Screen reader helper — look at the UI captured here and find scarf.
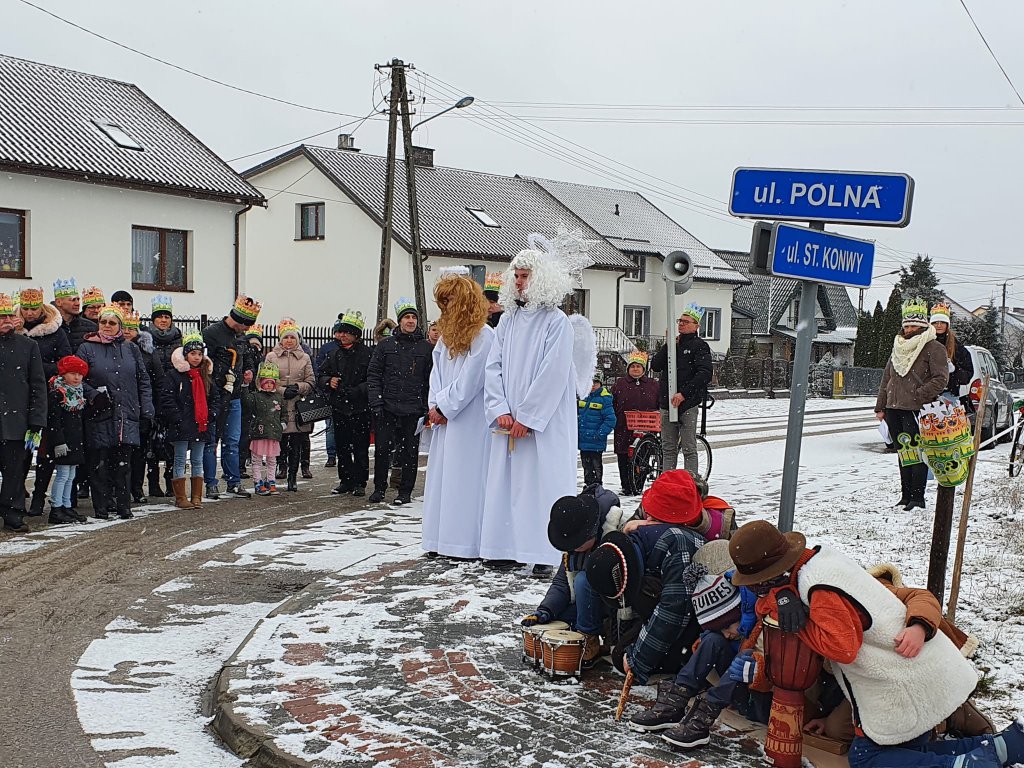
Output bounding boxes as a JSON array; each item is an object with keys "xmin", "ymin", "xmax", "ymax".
[
  {"xmin": 97, "ymin": 330, "xmax": 123, "ymax": 343},
  {"xmin": 890, "ymin": 325, "xmax": 937, "ymax": 377},
  {"xmin": 188, "ymin": 366, "xmax": 209, "ymax": 432},
  {"xmin": 49, "ymin": 375, "xmax": 85, "ymax": 411}
]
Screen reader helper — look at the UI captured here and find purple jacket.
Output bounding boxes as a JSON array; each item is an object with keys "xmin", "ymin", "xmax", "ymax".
[{"xmin": 610, "ymin": 375, "xmax": 660, "ymax": 454}]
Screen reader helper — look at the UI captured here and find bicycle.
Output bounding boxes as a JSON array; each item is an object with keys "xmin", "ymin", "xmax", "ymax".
[
  {"xmin": 626, "ymin": 394, "xmax": 715, "ymax": 493},
  {"xmin": 1010, "ymin": 398, "xmax": 1024, "ymax": 478}
]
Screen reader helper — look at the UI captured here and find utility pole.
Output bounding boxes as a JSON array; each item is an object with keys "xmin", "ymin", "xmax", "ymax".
[
  {"xmin": 397, "ymin": 66, "xmax": 428, "ymax": 326},
  {"xmin": 1002, "ymin": 281, "xmax": 1009, "ymax": 337},
  {"xmin": 375, "ymin": 59, "xmax": 402, "ymax": 324}
]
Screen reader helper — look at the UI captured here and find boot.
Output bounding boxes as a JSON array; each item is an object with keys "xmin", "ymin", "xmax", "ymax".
[
  {"xmin": 662, "ymin": 696, "xmax": 725, "ymax": 749},
  {"xmin": 2, "ymin": 513, "xmax": 29, "ymax": 532},
  {"xmin": 148, "ymin": 467, "xmax": 165, "ymax": 498},
  {"xmin": 190, "ymin": 477, "xmax": 204, "ymax": 509},
  {"xmin": 28, "ymin": 492, "xmax": 46, "ymax": 517},
  {"xmin": 580, "ymin": 632, "xmax": 603, "ymax": 669},
  {"xmin": 48, "ymin": 505, "xmax": 73, "ymax": 525},
  {"xmin": 275, "ymin": 465, "xmax": 287, "ymax": 480},
  {"xmin": 287, "ymin": 472, "xmax": 298, "ymax": 492},
  {"xmin": 172, "ymin": 478, "xmax": 192, "ymax": 509},
  {"xmin": 629, "ymin": 681, "xmax": 696, "ymax": 732}
]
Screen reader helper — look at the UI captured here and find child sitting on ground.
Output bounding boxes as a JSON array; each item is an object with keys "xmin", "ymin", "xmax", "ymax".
[
  {"xmin": 624, "ymin": 470, "xmax": 734, "ymax": 541},
  {"xmin": 241, "ymin": 361, "xmax": 285, "ymax": 496}
]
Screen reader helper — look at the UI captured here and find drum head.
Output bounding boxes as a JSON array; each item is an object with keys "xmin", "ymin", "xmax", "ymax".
[
  {"xmin": 543, "ymin": 630, "xmax": 584, "ymax": 643},
  {"xmin": 532, "ymin": 620, "xmax": 569, "ymax": 634}
]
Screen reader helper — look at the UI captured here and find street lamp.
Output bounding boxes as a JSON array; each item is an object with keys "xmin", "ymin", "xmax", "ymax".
[
  {"xmin": 411, "ymin": 96, "xmax": 474, "ymax": 132},
  {"xmin": 859, "ymin": 268, "xmax": 901, "ymax": 312}
]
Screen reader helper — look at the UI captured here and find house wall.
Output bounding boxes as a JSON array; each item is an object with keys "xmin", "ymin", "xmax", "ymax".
[{"xmin": 0, "ymin": 171, "xmax": 242, "ymax": 317}]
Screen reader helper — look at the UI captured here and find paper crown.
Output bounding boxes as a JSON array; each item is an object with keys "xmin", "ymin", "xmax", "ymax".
[
  {"xmin": 627, "ymin": 350, "xmax": 649, "ymax": 369},
  {"xmin": 0, "ymin": 292, "xmax": 14, "ymax": 315},
  {"xmin": 438, "ymin": 265, "xmax": 470, "ymax": 278},
  {"xmin": 53, "ymin": 277, "xmax": 79, "ymax": 299},
  {"xmin": 17, "ymin": 287, "xmax": 43, "ymax": 309},
  {"xmin": 82, "ymin": 286, "xmax": 105, "ymax": 307},
  {"xmin": 257, "ymin": 360, "xmax": 280, "ymax": 380},
  {"xmin": 339, "ymin": 309, "xmax": 365, "ymax": 332},
  {"xmin": 278, "ymin": 319, "xmax": 300, "ymax": 338},
  {"xmin": 901, "ymin": 296, "xmax": 929, "ymax": 324},
  {"xmin": 394, "ymin": 297, "xmax": 417, "ymax": 319},
  {"xmin": 182, "ymin": 331, "xmax": 204, "ymax": 353},
  {"xmin": 230, "ymin": 295, "xmax": 262, "ymax": 324},
  {"xmin": 929, "ymin": 301, "xmax": 951, "ymax": 325},
  {"xmin": 98, "ymin": 304, "xmax": 125, "ymax": 324},
  {"xmin": 245, "ymin": 324, "xmax": 263, "ymax": 338},
  {"xmin": 151, "ymin": 294, "xmax": 174, "ymax": 316},
  {"xmin": 682, "ymin": 303, "xmax": 705, "ymax": 323},
  {"xmin": 123, "ymin": 311, "xmax": 141, "ymax": 330},
  {"xmin": 484, "ymin": 272, "xmax": 503, "ymax": 293}
]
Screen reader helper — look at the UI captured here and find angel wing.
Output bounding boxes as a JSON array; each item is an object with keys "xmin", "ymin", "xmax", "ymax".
[{"xmin": 568, "ymin": 313, "xmax": 598, "ymax": 399}]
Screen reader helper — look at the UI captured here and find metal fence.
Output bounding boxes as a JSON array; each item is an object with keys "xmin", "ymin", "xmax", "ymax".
[
  {"xmin": 835, "ymin": 366, "xmax": 885, "ymax": 398},
  {"xmin": 714, "ymin": 356, "xmax": 794, "ymax": 394}
]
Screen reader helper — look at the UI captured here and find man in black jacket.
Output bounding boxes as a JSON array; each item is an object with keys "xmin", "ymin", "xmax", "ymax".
[
  {"xmin": 0, "ymin": 293, "xmax": 47, "ymax": 532},
  {"xmin": 650, "ymin": 304, "xmax": 713, "ymax": 474},
  {"xmin": 201, "ymin": 296, "xmax": 260, "ymax": 499},
  {"xmin": 318, "ymin": 311, "xmax": 372, "ymax": 497},
  {"xmin": 366, "ymin": 299, "xmax": 433, "ymax": 505}
]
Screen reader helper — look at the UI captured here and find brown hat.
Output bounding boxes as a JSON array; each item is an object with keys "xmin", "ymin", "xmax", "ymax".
[{"xmin": 728, "ymin": 520, "xmax": 806, "ymax": 587}]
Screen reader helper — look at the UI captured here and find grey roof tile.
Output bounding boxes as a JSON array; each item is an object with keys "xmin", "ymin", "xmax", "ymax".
[{"xmin": 0, "ymin": 55, "xmax": 263, "ymax": 204}]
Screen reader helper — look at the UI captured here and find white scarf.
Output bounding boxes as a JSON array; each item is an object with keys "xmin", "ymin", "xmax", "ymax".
[{"xmin": 890, "ymin": 325, "xmax": 936, "ymax": 377}]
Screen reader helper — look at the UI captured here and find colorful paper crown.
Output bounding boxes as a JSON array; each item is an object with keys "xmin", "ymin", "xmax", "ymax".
[
  {"xmin": 230, "ymin": 295, "xmax": 262, "ymax": 325},
  {"xmin": 278, "ymin": 319, "xmax": 300, "ymax": 338},
  {"xmin": 0, "ymin": 293, "xmax": 14, "ymax": 315},
  {"xmin": 257, "ymin": 360, "xmax": 280, "ymax": 380},
  {"xmin": 901, "ymin": 296, "xmax": 929, "ymax": 325},
  {"xmin": 123, "ymin": 311, "xmax": 141, "ymax": 330},
  {"xmin": 98, "ymin": 305, "xmax": 126, "ymax": 324},
  {"xmin": 394, "ymin": 297, "xmax": 417, "ymax": 320},
  {"xmin": 627, "ymin": 350, "xmax": 649, "ymax": 369},
  {"xmin": 53, "ymin": 277, "xmax": 79, "ymax": 299},
  {"xmin": 245, "ymin": 324, "xmax": 263, "ymax": 338},
  {"xmin": 929, "ymin": 301, "xmax": 951, "ymax": 325},
  {"xmin": 339, "ymin": 309, "xmax": 365, "ymax": 332},
  {"xmin": 17, "ymin": 287, "xmax": 43, "ymax": 309},
  {"xmin": 484, "ymin": 272, "xmax": 503, "ymax": 293},
  {"xmin": 82, "ymin": 286, "xmax": 105, "ymax": 307},
  {"xmin": 151, "ymin": 294, "xmax": 174, "ymax": 316},
  {"xmin": 682, "ymin": 303, "xmax": 705, "ymax": 323},
  {"xmin": 182, "ymin": 331, "xmax": 204, "ymax": 353}
]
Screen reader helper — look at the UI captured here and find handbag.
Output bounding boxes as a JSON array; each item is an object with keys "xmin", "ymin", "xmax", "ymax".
[{"xmin": 295, "ymin": 387, "xmax": 332, "ymax": 425}]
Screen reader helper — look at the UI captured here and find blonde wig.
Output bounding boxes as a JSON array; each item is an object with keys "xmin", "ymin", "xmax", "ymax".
[{"xmin": 434, "ymin": 275, "xmax": 488, "ymax": 358}]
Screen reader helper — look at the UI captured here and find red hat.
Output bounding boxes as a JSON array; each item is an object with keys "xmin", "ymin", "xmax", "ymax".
[
  {"xmin": 641, "ymin": 470, "xmax": 702, "ymax": 526},
  {"xmin": 57, "ymin": 355, "xmax": 89, "ymax": 377}
]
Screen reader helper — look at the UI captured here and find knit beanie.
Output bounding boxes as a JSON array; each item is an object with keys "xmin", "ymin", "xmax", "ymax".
[
  {"xmin": 641, "ymin": 470, "xmax": 703, "ymax": 526},
  {"xmin": 182, "ymin": 331, "xmax": 204, "ymax": 355},
  {"xmin": 111, "ymin": 290, "xmax": 134, "ymax": 305},
  {"xmin": 57, "ymin": 355, "xmax": 89, "ymax": 377},
  {"xmin": 230, "ymin": 295, "xmax": 262, "ymax": 326},
  {"xmin": 684, "ymin": 563, "xmax": 742, "ymax": 632}
]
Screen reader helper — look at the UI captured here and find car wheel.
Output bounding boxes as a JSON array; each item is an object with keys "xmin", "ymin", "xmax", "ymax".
[
  {"xmin": 980, "ymin": 408, "xmax": 995, "ymax": 451},
  {"xmin": 997, "ymin": 404, "xmax": 1014, "ymax": 444}
]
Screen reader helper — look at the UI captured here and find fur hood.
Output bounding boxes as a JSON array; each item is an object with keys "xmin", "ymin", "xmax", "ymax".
[
  {"xmin": 170, "ymin": 345, "xmax": 213, "ymax": 374},
  {"xmin": 134, "ymin": 330, "xmax": 155, "ymax": 354},
  {"xmin": 18, "ymin": 302, "xmax": 62, "ymax": 338}
]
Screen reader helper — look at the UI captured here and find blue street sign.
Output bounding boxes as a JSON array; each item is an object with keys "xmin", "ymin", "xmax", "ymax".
[
  {"xmin": 730, "ymin": 168, "xmax": 914, "ymax": 227},
  {"xmin": 769, "ymin": 223, "xmax": 875, "ymax": 288}
]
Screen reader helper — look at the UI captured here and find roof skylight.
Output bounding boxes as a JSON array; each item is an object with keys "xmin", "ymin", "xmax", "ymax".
[{"xmin": 93, "ymin": 120, "xmax": 143, "ymax": 151}]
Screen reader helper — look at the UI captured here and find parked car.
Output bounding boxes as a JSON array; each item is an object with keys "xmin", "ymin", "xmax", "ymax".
[{"xmin": 962, "ymin": 346, "xmax": 1015, "ymax": 448}]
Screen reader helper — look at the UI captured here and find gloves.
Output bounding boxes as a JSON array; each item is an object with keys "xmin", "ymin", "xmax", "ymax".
[
  {"xmin": 54, "ymin": 443, "xmax": 69, "ymax": 458},
  {"xmin": 283, "ymin": 384, "xmax": 300, "ymax": 400},
  {"xmin": 521, "ymin": 608, "xmax": 554, "ymax": 627},
  {"xmin": 24, "ymin": 430, "xmax": 41, "ymax": 451},
  {"xmin": 775, "ymin": 587, "xmax": 809, "ymax": 633},
  {"xmin": 728, "ymin": 650, "xmax": 757, "ymax": 684},
  {"xmin": 90, "ymin": 391, "xmax": 111, "ymax": 411}
]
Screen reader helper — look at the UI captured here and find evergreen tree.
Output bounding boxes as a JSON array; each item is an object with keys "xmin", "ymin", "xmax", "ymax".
[
  {"xmin": 853, "ymin": 310, "xmax": 874, "ymax": 367},
  {"xmin": 896, "ymin": 255, "xmax": 944, "ymax": 306},
  {"xmin": 868, "ymin": 300, "xmax": 885, "ymax": 367},
  {"xmin": 980, "ymin": 307, "xmax": 1008, "ymax": 368},
  {"xmin": 876, "ymin": 287, "xmax": 903, "ymax": 367}
]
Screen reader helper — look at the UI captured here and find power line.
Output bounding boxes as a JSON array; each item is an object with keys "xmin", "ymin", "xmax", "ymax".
[
  {"xmin": 487, "ymin": 101, "xmax": 1024, "ymax": 112},
  {"xmin": 16, "ymin": 0, "xmax": 365, "ymax": 118},
  {"xmin": 228, "ymin": 112, "xmax": 376, "ymax": 164},
  {"xmin": 958, "ymin": 0, "xmax": 1024, "ymax": 108},
  {"xmin": 441, "ymin": 114, "xmax": 1024, "ymax": 127}
]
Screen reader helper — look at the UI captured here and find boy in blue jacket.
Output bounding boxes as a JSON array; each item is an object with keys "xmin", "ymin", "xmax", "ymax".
[{"xmin": 578, "ymin": 373, "xmax": 616, "ymax": 486}]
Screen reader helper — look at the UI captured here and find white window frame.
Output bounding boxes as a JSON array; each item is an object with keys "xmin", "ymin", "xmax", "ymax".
[
  {"xmin": 699, "ymin": 308, "xmax": 721, "ymax": 341},
  {"xmin": 92, "ymin": 120, "xmax": 144, "ymax": 151},
  {"xmin": 623, "ymin": 305, "xmax": 650, "ymax": 337},
  {"xmin": 465, "ymin": 208, "xmax": 501, "ymax": 228},
  {"xmin": 624, "ymin": 254, "xmax": 647, "ymax": 282}
]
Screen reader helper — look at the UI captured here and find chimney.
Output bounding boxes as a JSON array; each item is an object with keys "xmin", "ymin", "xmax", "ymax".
[
  {"xmin": 337, "ymin": 133, "xmax": 359, "ymax": 152},
  {"xmin": 410, "ymin": 145, "xmax": 434, "ymax": 168}
]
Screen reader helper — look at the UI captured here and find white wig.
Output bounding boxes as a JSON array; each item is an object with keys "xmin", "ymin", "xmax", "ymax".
[{"xmin": 498, "ymin": 228, "xmax": 594, "ymax": 311}]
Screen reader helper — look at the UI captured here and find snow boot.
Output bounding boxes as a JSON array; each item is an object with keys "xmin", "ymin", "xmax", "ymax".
[
  {"xmin": 995, "ymin": 719, "xmax": 1024, "ymax": 766},
  {"xmin": 28, "ymin": 492, "xmax": 46, "ymax": 517},
  {"xmin": 629, "ymin": 681, "xmax": 696, "ymax": 732},
  {"xmin": 531, "ymin": 564, "xmax": 553, "ymax": 578},
  {"xmin": 172, "ymin": 478, "xmax": 192, "ymax": 509},
  {"xmin": 148, "ymin": 467, "xmax": 165, "ymax": 498},
  {"xmin": 190, "ymin": 478, "xmax": 204, "ymax": 510},
  {"xmin": 580, "ymin": 632, "xmax": 603, "ymax": 669},
  {"xmin": 368, "ymin": 489, "xmax": 386, "ymax": 503},
  {"xmin": 3, "ymin": 513, "xmax": 29, "ymax": 532},
  {"xmin": 662, "ymin": 697, "xmax": 725, "ymax": 749},
  {"xmin": 47, "ymin": 506, "xmax": 73, "ymax": 525},
  {"xmin": 286, "ymin": 471, "xmax": 298, "ymax": 492}
]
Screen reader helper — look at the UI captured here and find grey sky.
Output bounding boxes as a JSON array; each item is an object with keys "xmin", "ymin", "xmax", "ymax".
[{"xmin": 5, "ymin": 0, "xmax": 1024, "ymax": 312}]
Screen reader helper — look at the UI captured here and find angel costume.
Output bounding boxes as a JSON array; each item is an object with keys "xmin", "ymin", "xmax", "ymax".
[{"xmin": 479, "ymin": 230, "xmax": 597, "ymax": 566}]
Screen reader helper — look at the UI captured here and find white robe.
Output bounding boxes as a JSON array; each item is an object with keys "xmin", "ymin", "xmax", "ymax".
[
  {"xmin": 421, "ymin": 326, "xmax": 495, "ymax": 557},
  {"xmin": 479, "ymin": 306, "xmax": 578, "ymax": 566}
]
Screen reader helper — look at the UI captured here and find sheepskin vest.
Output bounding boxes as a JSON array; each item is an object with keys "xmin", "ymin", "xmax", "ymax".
[{"xmin": 797, "ymin": 547, "xmax": 977, "ymax": 745}]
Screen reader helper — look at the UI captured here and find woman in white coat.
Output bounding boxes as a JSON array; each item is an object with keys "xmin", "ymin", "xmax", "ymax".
[{"xmin": 421, "ymin": 271, "xmax": 495, "ymax": 558}]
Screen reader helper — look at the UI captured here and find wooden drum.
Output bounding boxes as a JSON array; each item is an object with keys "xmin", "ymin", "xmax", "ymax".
[
  {"xmin": 762, "ymin": 616, "xmax": 823, "ymax": 768},
  {"xmin": 539, "ymin": 630, "xmax": 586, "ymax": 678},
  {"xmin": 519, "ymin": 620, "xmax": 569, "ymax": 667}
]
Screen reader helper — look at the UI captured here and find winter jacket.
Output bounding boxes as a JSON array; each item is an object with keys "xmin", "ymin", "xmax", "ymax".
[
  {"xmin": 76, "ymin": 334, "xmax": 155, "ymax": 448},
  {"xmin": 367, "ymin": 329, "xmax": 433, "ymax": 417},
  {"xmin": 44, "ymin": 376, "xmax": 88, "ymax": 465},
  {"xmin": 133, "ymin": 332, "xmax": 165, "ymax": 411},
  {"xmin": 59, "ymin": 310, "xmax": 98, "ymax": 351},
  {"xmin": 202, "ymin": 318, "xmax": 253, "ymax": 399},
  {"xmin": 147, "ymin": 325, "xmax": 183, "ymax": 370},
  {"xmin": 314, "ymin": 339, "xmax": 340, "ymax": 377},
  {"xmin": 934, "ymin": 333, "xmax": 974, "ymax": 396},
  {"xmin": 265, "ymin": 343, "xmax": 315, "ymax": 434},
  {"xmin": 610, "ymin": 374, "xmax": 660, "ymax": 454},
  {"xmin": 650, "ymin": 334, "xmax": 713, "ymax": 415},
  {"xmin": 577, "ymin": 386, "xmax": 616, "ymax": 452},
  {"xmin": 18, "ymin": 303, "xmax": 71, "ymax": 379},
  {"xmin": 0, "ymin": 331, "xmax": 47, "ymax": 440},
  {"xmin": 160, "ymin": 347, "xmax": 219, "ymax": 444},
  {"xmin": 875, "ymin": 339, "xmax": 949, "ymax": 413},
  {"xmin": 317, "ymin": 341, "xmax": 372, "ymax": 417},
  {"xmin": 240, "ymin": 388, "xmax": 284, "ymax": 442}
]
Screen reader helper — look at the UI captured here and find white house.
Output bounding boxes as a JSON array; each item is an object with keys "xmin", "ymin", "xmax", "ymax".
[
  {"xmin": 243, "ymin": 138, "xmax": 747, "ymax": 355},
  {"xmin": 0, "ymin": 55, "xmax": 264, "ymax": 317}
]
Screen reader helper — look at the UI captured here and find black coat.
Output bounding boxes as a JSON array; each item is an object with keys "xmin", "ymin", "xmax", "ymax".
[
  {"xmin": 202, "ymin": 319, "xmax": 254, "ymax": 399},
  {"xmin": 650, "ymin": 334, "xmax": 713, "ymax": 415},
  {"xmin": 366, "ymin": 330, "xmax": 433, "ymax": 416},
  {"xmin": 935, "ymin": 333, "xmax": 975, "ymax": 396},
  {"xmin": 147, "ymin": 325, "xmax": 183, "ymax": 370},
  {"xmin": 44, "ymin": 382, "xmax": 88, "ymax": 465},
  {"xmin": 159, "ymin": 348, "xmax": 219, "ymax": 444},
  {"xmin": 21, "ymin": 305, "xmax": 72, "ymax": 380},
  {"xmin": 0, "ymin": 331, "xmax": 47, "ymax": 440},
  {"xmin": 134, "ymin": 332, "xmax": 166, "ymax": 400},
  {"xmin": 60, "ymin": 311, "xmax": 98, "ymax": 351},
  {"xmin": 76, "ymin": 335, "xmax": 155, "ymax": 448},
  {"xmin": 317, "ymin": 341, "xmax": 372, "ymax": 416}
]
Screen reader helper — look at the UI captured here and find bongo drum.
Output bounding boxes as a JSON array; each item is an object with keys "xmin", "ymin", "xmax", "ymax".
[
  {"xmin": 761, "ymin": 616, "xmax": 823, "ymax": 768},
  {"xmin": 518, "ymin": 620, "xmax": 569, "ymax": 667},
  {"xmin": 539, "ymin": 629, "xmax": 586, "ymax": 678}
]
